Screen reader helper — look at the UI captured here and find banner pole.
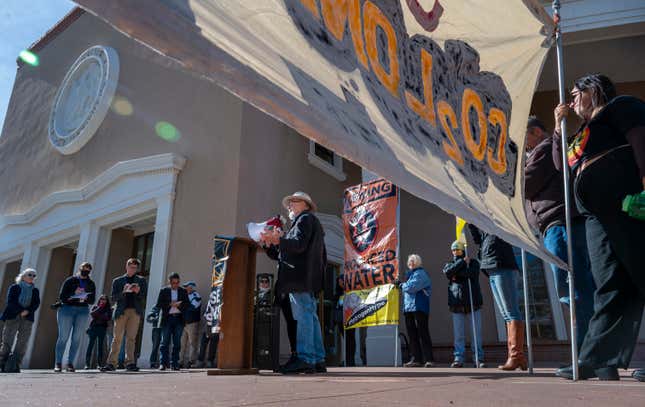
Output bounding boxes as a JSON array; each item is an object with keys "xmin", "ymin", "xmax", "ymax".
[
  {"xmin": 552, "ymin": 0, "xmax": 578, "ymax": 381},
  {"xmin": 467, "ymin": 279, "xmax": 480, "ymax": 367},
  {"xmin": 395, "ymin": 185, "xmax": 401, "ymax": 368},
  {"xmin": 521, "ymin": 249, "xmax": 534, "ymax": 375},
  {"xmin": 463, "ymin": 240, "xmax": 480, "ymax": 368}
]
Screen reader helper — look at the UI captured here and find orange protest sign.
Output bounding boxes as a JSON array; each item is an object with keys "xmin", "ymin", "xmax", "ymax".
[{"xmin": 343, "ymin": 178, "xmax": 398, "ymax": 292}]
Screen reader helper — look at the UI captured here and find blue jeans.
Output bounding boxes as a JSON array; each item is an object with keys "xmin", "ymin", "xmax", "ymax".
[
  {"xmin": 452, "ymin": 311, "xmax": 484, "ymax": 362},
  {"xmin": 289, "ymin": 292, "xmax": 325, "ymax": 365},
  {"xmin": 55, "ymin": 305, "xmax": 89, "ymax": 365},
  {"xmin": 543, "ymin": 220, "xmax": 596, "ymax": 349},
  {"xmin": 160, "ymin": 316, "xmax": 184, "ymax": 367},
  {"xmin": 488, "ymin": 269, "xmax": 523, "ymax": 322}
]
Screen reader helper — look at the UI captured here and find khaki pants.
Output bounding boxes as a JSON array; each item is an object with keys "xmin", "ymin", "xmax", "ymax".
[
  {"xmin": 180, "ymin": 321, "xmax": 199, "ymax": 366},
  {"xmin": 107, "ymin": 309, "xmax": 140, "ymax": 366}
]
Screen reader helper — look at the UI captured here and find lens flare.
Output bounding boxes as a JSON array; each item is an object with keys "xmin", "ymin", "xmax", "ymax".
[
  {"xmin": 19, "ymin": 50, "xmax": 39, "ymax": 66},
  {"xmin": 111, "ymin": 96, "xmax": 134, "ymax": 116},
  {"xmin": 155, "ymin": 121, "xmax": 181, "ymax": 142}
]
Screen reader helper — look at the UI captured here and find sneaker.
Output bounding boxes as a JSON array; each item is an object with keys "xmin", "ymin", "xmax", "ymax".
[
  {"xmin": 632, "ymin": 369, "xmax": 645, "ymax": 382},
  {"xmin": 84, "ymin": 365, "xmax": 91, "ymax": 370},
  {"xmin": 158, "ymin": 365, "xmax": 167, "ymax": 371},
  {"xmin": 65, "ymin": 364, "xmax": 75, "ymax": 372},
  {"xmin": 474, "ymin": 360, "xmax": 486, "ymax": 368},
  {"xmin": 404, "ymin": 360, "xmax": 422, "ymax": 368},
  {"xmin": 171, "ymin": 365, "xmax": 180, "ymax": 371},
  {"xmin": 424, "ymin": 361, "xmax": 435, "ymax": 368},
  {"xmin": 117, "ymin": 362, "xmax": 125, "ymax": 370},
  {"xmin": 99, "ymin": 364, "xmax": 115, "ymax": 372},
  {"xmin": 54, "ymin": 363, "xmax": 62, "ymax": 373},
  {"xmin": 125, "ymin": 364, "xmax": 140, "ymax": 372},
  {"xmin": 314, "ymin": 362, "xmax": 327, "ymax": 373},
  {"xmin": 451, "ymin": 360, "xmax": 463, "ymax": 368}
]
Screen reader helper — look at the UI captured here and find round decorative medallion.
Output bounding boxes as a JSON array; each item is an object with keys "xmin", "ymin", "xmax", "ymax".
[{"xmin": 48, "ymin": 46, "xmax": 119, "ymax": 154}]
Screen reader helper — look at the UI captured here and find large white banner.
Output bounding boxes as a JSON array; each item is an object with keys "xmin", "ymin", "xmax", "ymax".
[{"xmin": 75, "ymin": 0, "xmax": 560, "ymax": 264}]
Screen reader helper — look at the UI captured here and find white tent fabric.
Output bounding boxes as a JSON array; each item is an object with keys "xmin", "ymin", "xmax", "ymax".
[{"xmin": 74, "ymin": 0, "xmax": 560, "ymax": 265}]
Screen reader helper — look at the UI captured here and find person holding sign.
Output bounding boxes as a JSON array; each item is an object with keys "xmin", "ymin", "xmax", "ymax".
[
  {"xmin": 261, "ymin": 191, "xmax": 327, "ymax": 374},
  {"xmin": 443, "ymin": 241, "xmax": 484, "ymax": 368},
  {"xmin": 54, "ymin": 262, "xmax": 96, "ymax": 372},
  {"xmin": 552, "ymin": 74, "xmax": 645, "ymax": 381}
]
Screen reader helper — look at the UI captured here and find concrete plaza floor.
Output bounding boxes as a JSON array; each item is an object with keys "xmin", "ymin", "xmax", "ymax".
[{"xmin": 0, "ymin": 366, "xmax": 643, "ymax": 407}]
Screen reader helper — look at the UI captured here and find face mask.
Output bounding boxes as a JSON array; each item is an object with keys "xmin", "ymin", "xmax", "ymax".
[{"xmin": 80, "ymin": 269, "xmax": 91, "ymax": 277}]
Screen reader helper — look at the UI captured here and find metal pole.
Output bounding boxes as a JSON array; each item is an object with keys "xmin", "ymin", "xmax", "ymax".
[
  {"xmin": 521, "ymin": 249, "xmax": 534, "ymax": 375},
  {"xmin": 552, "ymin": 0, "xmax": 578, "ymax": 381},
  {"xmin": 394, "ymin": 323, "xmax": 399, "ymax": 367},
  {"xmin": 467, "ymin": 279, "xmax": 480, "ymax": 367}
]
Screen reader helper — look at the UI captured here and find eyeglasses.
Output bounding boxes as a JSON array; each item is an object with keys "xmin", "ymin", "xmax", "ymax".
[{"xmin": 24, "ymin": 273, "xmax": 36, "ymax": 278}]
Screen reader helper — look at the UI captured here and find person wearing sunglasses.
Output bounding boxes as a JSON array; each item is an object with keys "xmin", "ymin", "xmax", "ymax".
[
  {"xmin": 552, "ymin": 74, "xmax": 645, "ymax": 381},
  {"xmin": 0, "ymin": 268, "xmax": 41, "ymax": 372}
]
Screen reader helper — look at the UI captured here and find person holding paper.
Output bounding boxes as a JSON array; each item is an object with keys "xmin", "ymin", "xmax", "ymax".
[
  {"xmin": 156, "ymin": 273, "xmax": 189, "ymax": 370},
  {"xmin": 54, "ymin": 262, "xmax": 96, "ymax": 372},
  {"xmin": 102, "ymin": 258, "xmax": 147, "ymax": 372}
]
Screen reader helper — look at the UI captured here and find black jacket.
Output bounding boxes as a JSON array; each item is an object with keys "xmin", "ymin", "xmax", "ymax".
[
  {"xmin": 265, "ymin": 211, "xmax": 326, "ymax": 295},
  {"xmin": 467, "ymin": 224, "xmax": 518, "ymax": 271},
  {"xmin": 111, "ymin": 274, "xmax": 148, "ymax": 318},
  {"xmin": 443, "ymin": 257, "xmax": 483, "ymax": 313},
  {"xmin": 155, "ymin": 286, "xmax": 189, "ymax": 327},
  {"xmin": 89, "ymin": 303, "xmax": 112, "ymax": 328},
  {"xmin": 0, "ymin": 283, "xmax": 41, "ymax": 322},
  {"xmin": 59, "ymin": 276, "xmax": 96, "ymax": 307}
]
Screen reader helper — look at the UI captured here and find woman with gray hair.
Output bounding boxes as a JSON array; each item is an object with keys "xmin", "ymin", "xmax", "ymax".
[
  {"xmin": 0, "ymin": 268, "xmax": 41, "ymax": 372},
  {"xmin": 400, "ymin": 254, "xmax": 434, "ymax": 367}
]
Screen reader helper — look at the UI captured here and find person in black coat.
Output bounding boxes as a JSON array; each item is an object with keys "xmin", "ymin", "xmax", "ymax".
[
  {"xmin": 443, "ymin": 242, "xmax": 484, "ymax": 368},
  {"xmin": 0, "ymin": 268, "xmax": 40, "ymax": 372},
  {"xmin": 155, "ymin": 273, "xmax": 189, "ymax": 370},
  {"xmin": 261, "ymin": 191, "xmax": 327, "ymax": 374},
  {"xmin": 467, "ymin": 224, "xmax": 526, "ymax": 371}
]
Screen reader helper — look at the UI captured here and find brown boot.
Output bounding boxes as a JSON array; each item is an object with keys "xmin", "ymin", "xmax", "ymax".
[{"xmin": 498, "ymin": 320, "xmax": 527, "ymax": 371}]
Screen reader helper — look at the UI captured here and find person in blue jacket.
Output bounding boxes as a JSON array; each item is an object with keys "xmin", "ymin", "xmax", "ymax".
[{"xmin": 400, "ymin": 254, "xmax": 434, "ymax": 367}]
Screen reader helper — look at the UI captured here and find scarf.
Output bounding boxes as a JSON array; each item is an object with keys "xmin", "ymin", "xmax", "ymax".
[{"xmin": 18, "ymin": 281, "xmax": 34, "ymax": 308}]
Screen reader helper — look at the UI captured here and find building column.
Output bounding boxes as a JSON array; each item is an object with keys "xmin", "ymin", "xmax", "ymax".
[
  {"xmin": 20, "ymin": 242, "xmax": 52, "ymax": 368},
  {"xmin": 140, "ymin": 195, "xmax": 175, "ymax": 367}
]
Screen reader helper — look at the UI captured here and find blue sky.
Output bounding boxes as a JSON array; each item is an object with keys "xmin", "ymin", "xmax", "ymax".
[{"xmin": 0, "ymin": 0, "xmax": 75, "ymax": 131}]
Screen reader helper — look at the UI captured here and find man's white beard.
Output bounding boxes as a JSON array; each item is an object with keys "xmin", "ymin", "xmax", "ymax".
[{"xmin": 288, "ymin": 210, "xmax": 296, "ymax": 221}]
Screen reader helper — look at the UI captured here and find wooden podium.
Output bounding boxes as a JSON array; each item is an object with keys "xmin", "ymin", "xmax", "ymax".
[{"xmin": 207, "ymin": 237, "xmax": 259, "ymax": 375}]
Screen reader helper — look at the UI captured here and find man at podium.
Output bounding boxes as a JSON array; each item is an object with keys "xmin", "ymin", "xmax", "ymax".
[{"xmin": 261, "ymin": 191, "xmax": 327, "ymax": 374}]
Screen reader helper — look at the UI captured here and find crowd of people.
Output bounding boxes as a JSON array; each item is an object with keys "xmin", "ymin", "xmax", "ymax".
[{"xmin": 0, "ymin": 74, "xmax": 642, "ymax": 382}]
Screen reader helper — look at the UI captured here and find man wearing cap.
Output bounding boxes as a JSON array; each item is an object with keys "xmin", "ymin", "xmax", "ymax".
[
  {"xmin": 261, "ymin": 191, "xmax": 327, "ymax": 374},
  {"xmin": 180, "ymin": 281, "xmax": 201, "ymax": 368},
  {"xmin": 524, "ymin": 115, "xmax": 595, "ymax": 353}
]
